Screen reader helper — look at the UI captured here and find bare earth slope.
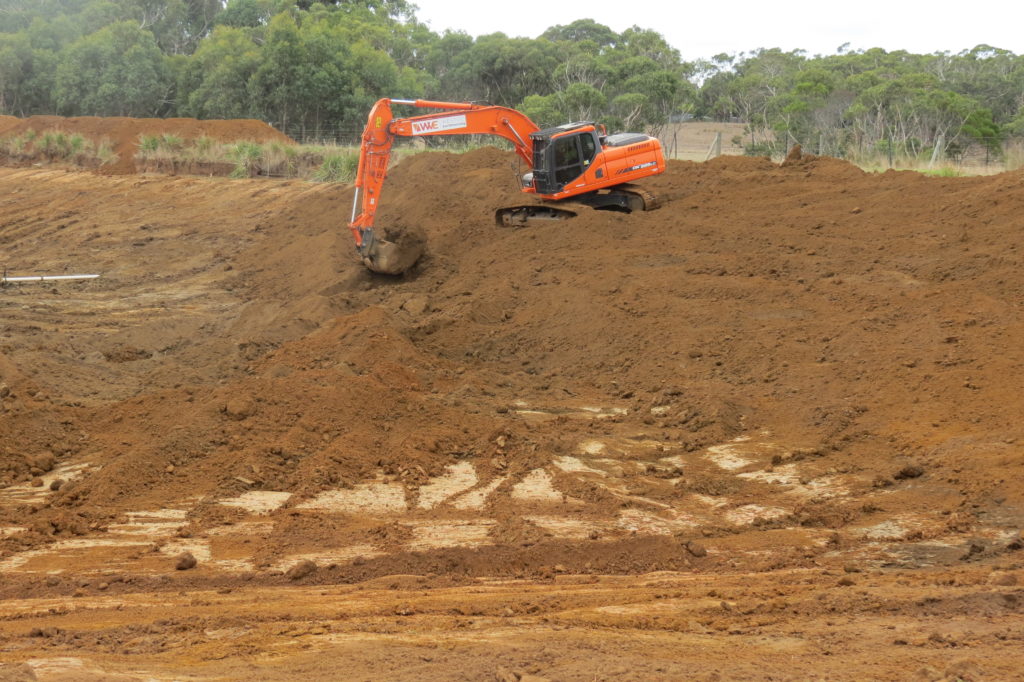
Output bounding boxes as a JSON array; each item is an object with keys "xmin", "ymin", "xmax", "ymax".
[{"xmin": 0, "ymin": 147, "xmax": 1022, "ymax": 680}]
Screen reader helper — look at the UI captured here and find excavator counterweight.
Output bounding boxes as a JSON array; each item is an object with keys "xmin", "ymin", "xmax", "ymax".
[{"xmin": 349, "ymin": 98, "xmax": 665, "ymax": 274}]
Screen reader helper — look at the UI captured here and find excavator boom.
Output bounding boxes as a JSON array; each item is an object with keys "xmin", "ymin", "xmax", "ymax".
[
  {"xmin": 350, "ymin": 98, "xmax": 540, "ymax": 274},
  {"xmin": 348, "ymin": 98, "xmax": 665, "ymax": 274}
]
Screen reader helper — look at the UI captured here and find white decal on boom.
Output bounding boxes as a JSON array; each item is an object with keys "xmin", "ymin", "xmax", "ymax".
[{"xmin": 411, "ymin": 114, "xmax": 468, "ymax": 135}]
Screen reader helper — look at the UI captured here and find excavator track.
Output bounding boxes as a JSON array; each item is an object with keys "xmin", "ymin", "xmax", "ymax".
[
  {"xmin": 614, "ymin": 183, "xmax": 661, "ymax": 211},
  {"xmin": 495, "ymin": 205, "xmax": 578, "ymax": 227},
  {"xmin": 495, "ymin": 183, "xmax": 661, "ymax": 227}
]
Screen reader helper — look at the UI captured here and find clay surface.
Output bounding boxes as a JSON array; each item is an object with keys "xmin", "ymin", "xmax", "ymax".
[{"xmin": 1, "ymin": 142, "xmax": 1022, "ymax": 680}]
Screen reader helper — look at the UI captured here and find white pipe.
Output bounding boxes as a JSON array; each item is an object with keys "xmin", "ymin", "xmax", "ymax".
[{"xmin": 2, "ymin": 274, "xmax": 100, "ymax": 283}]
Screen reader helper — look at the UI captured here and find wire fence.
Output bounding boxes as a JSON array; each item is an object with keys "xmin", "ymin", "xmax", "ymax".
[
  {"xmin": 277, "ymin": 124, "xmax": 363, "ymax": 146},
  {"xmin": 277, "ymin": 123, "xmax": 742, "ymax": 154},
  {"xmin": 273, "ymin": 120, "xmax": 1022, "ymax": 172},
  {"xmin": 275, "ymin": 123, "xmax": 524, "ymax": 157}
]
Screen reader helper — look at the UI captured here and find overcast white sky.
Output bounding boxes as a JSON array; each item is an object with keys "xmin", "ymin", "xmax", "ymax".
[{"xmin": 411, "ymin": 0, "xmax": 1022, "ymax": 61}]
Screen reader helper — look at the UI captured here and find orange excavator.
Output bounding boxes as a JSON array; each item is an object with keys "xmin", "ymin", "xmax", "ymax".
[{"xmin": 349, "ymin": 98, "xmax": 666, "ymax": 274}]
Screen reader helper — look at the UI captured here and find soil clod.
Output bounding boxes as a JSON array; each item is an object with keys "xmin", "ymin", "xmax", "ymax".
[{"xmin": 175, "ymin": 552, "xmax": 197, "ymax": 571}]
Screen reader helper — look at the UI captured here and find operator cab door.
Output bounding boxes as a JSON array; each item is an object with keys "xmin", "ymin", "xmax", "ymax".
[{"xmin": 552, "ymin": 131, "xmax": 598, "ymax": 189}]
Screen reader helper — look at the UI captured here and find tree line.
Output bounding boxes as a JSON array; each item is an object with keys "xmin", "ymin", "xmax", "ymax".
[{"xmin": 1, "ymin": 0, "xmax": 1022, "ymax": 160}]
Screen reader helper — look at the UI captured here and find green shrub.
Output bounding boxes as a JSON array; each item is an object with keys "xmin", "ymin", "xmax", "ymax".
[
  {"xmin": 263, "ymin": 140, "xmax": 299, "ymax": 176},
  {"xmin": 38, "ymin": 131, "xmax": 72, "ymax": 159},
  {"xmin": 313, "ymin": 151, "xmax": 359, "ymax": 183},
  {"xmin": 55, "ymin": 132, "xmax": 69, "ymax": 156},
  {"xmin": 743, "ymin": 140, "xmax": 779, "ymax": 157},
  {"xmin": 69, "ymin": 134, "xmax": 86, "ymax": 157},
  {"xmin": 228, "ymin": 141, "xmax": 264, "ymax": 178},
  {"xmin": 159, "ymin": 133, "xmax": 184, "ymax": 152},
  {"xmin": 0, "ymin": 135, "xmax": 27, "ymax": 156},
  {"xmin": 138, "ymin": 134, "xmax": 160, "ymax": 155}
]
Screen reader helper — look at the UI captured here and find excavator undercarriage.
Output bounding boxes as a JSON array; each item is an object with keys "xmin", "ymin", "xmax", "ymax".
[{"xmin": 496, "ymin": 184, "xmax": 660, "ymax": 227}]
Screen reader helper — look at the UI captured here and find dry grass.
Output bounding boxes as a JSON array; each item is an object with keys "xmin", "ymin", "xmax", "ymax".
[
  {"xmin": 1004, "ymin": 140, "xmax": 1024, "ymax": 171},
  {"xmin": 0, "ymin": 129, "xmax": 119, "ymax": 167},
  {"xmin": 133, "ymin": 135, "xmax": 389, "ymax": 182},
  {"xmin": 5, "ymin": 127, "xmax": 1021, "ymax": 180}
]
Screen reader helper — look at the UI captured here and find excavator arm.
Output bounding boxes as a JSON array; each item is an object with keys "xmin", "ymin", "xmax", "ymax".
[{"xmin": 349, "ymin": 98, "xmax": 540, "ymax": 274}]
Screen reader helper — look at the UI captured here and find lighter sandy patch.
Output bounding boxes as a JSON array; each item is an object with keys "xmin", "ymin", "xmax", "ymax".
[
  {"xmin": 0, "ymin": 462, "xmax": 94, "ymax": 506},
  {"xmin": 553, "ymin": 456, "xmax": 607, "ymax": 476},
  {"xmin": 510, "ymin": 469, "xmax": 562, "ymax": 503},
  {"xmin": 416, "ymin": 462, "xmax": 477, "ymax": 509},
  {"xmin": 408, "ymin": 520, "xmax": 495, "ymax": 551},
  {"xmin": 219, "ymin": 490, "xmax": 293, "ymax": 514},
  {"xmin": 854, "ymin": 520, "xmax": 911, "ymax": 540},
  {"xmin": 451, "ymin": 476, "xmax": 506, "ymax": 510},
  {"xmin": 617, "ymin": 509, "xmax": 698, "ymax": 535},
  {"xmin": 724, "ymin": 504, "xmax": 790, "ymax": 526},
  {"xmin": 296, "ymin": 482, "xmax": 407, "ymax": 514},
  {"xmin": 705, "ymin": 439, "xmax": 755, "ymax": 471},
  {"xmin": 525, "ymin": 515, "xmax": 601, "ymax": 539}
]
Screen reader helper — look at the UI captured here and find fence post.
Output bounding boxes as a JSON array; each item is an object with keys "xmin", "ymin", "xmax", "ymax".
[{"xmin": 704, "ymin": 132, "xmax": 722, "ymax": 161}]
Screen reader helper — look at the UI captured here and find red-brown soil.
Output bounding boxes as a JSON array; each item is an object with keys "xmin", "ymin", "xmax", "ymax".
[
  {"xmin": 0, "ymin": 115, "xmax": 292, "ymax": 174},
  {"xmin": 0, "ymin": 144, "xmax": 1022, "ymax": 680}
]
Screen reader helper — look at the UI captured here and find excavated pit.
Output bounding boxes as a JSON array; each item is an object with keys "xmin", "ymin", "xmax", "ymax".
[{"xmin": 1, "ymin": 132, "xmax": 1023, "ymax": 680}]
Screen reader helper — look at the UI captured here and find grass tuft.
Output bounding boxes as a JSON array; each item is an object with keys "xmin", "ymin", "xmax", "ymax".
[
  {"xmin": 228, "ymin": 141, "xmax": 264, "ymax": 178},
  {"xmin": 138, "ymin": 134, "xmax": 160, "ymax": 156},
  {"xmin": 160, "ymin": 133, "xmax": 184, "ymax": 152},
  {"xmin": 3, "ymin": 129, "xmax": 507, "ymax": 182},
  {"xmin": 312, "ymin": 151, "xmax": 359, "ymax": 183}
]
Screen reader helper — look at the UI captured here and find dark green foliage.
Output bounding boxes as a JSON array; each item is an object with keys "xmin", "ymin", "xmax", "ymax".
[
  {"xmin": 216, "ymin": 0, "xmax": 280, "ymax": 28},
  {"xmin": 696, "ymin": 45, "xmax": 1023, "ymax": 160},
  {"xmin": 0, "ymin": 1, "xmax": 1021, "ymax": 159},
  {"xmin": 53, "ymin": 21, "xmax": 170, "ymax": 116}
]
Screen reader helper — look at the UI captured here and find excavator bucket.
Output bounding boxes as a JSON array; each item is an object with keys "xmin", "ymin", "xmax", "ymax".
[{"xmin": 360, "ymin": 230, "xmax": 425, "ymax": 275}]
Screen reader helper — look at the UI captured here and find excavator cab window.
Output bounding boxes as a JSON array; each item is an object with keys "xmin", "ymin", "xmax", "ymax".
[
  {"xmin": 553, "ymin": 132, "xmax": 598, "ymax": 188},
  {"xmin": 580, "ymin": 134, "xmax": 596, "ymax": 163}
]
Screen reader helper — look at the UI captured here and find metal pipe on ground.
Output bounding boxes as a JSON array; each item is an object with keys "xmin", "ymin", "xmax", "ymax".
[{"xmin": 2, "ymin": 274, "xmax": 100, "ymax": 283}]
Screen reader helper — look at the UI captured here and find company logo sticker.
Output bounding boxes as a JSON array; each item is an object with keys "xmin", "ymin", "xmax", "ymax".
[
  {"xmin": 411, "ymin": 114, "xmax": 468, "ymax": 135},
  {"xmin": 616, "ymin": 160, "xmax": 658, "ymax": 175}
]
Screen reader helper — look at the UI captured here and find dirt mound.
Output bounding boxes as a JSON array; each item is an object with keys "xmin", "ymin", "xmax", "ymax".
[
  {"xmin": 0, "ymin": 115, "xmax": 293, "ymax": 174},
  {"xmin": 65, "ymin": 307, "xmax": 481, "ymax": 510},
  {"xmin": 0, "ymin": 115, "xmax": 18, "ymax": 135},
  {"xmin": 3, "ymin": 148, "xmax": 1024, "ymax": 677},
  {"xmin": 4, "ymin": 149, "xmax": 1024, "ymax": 523}
]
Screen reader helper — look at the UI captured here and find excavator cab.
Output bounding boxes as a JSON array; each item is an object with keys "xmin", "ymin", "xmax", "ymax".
[{"xmin": 529, "ymin": 124, "xmax": 600, "ymax": 194}]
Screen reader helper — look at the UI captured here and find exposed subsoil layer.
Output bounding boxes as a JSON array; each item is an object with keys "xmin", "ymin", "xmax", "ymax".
[
  {"xmin": 0, "ymin": 144, "xmax": 1022, "ymax": 680},
  {"xmin": 0, "ymin": 115, "xmax": 293, "ymax": 174}
]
